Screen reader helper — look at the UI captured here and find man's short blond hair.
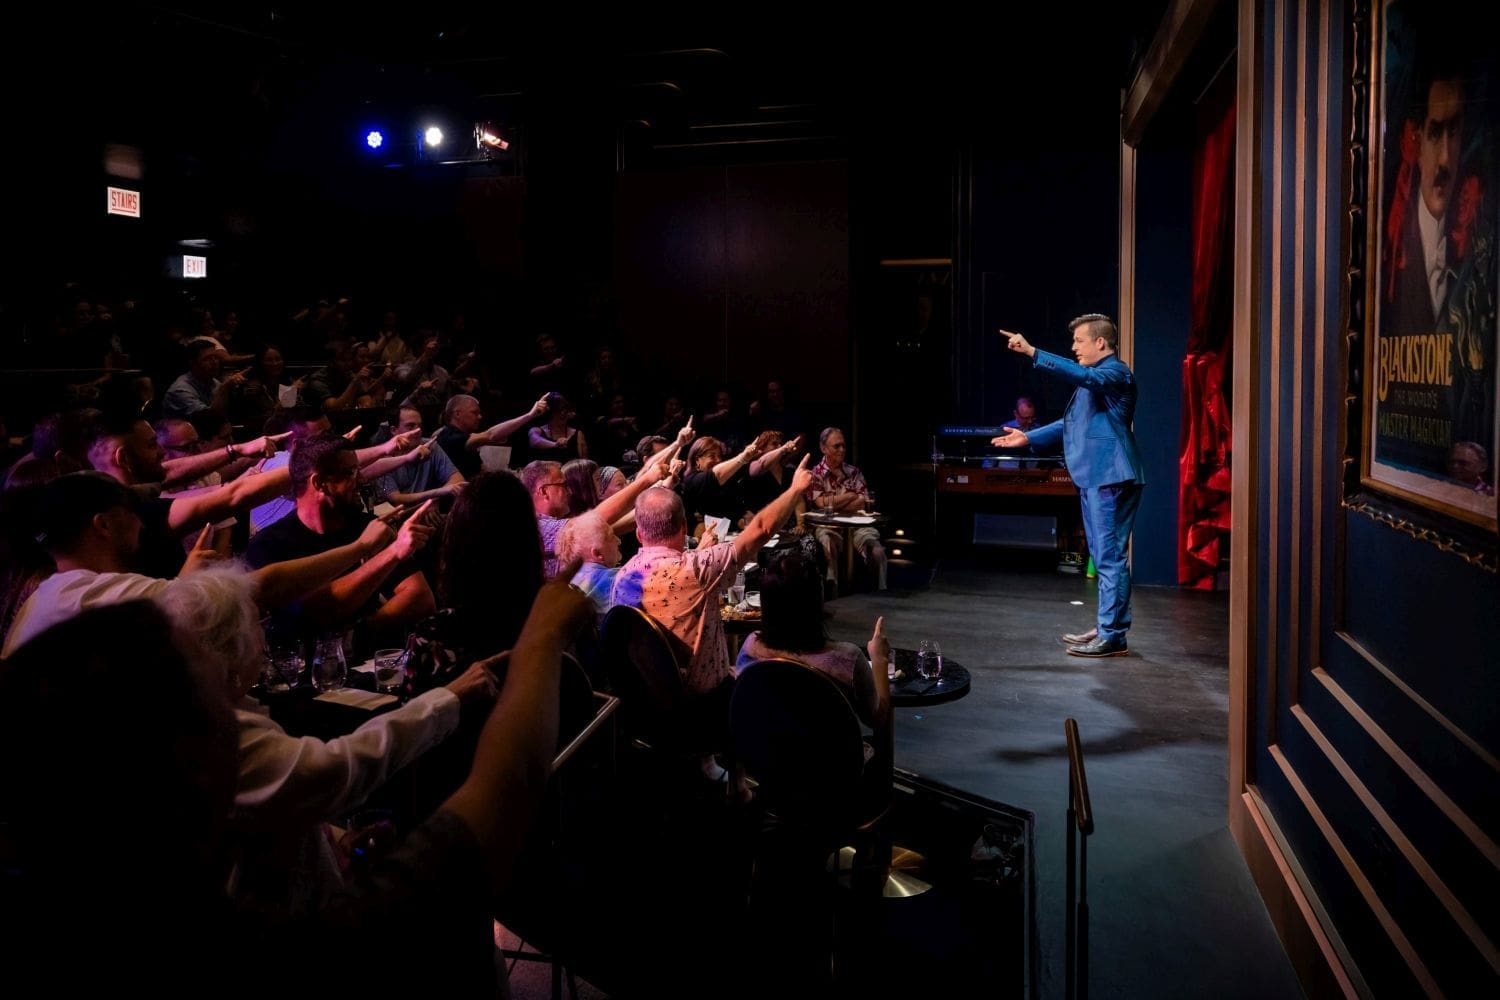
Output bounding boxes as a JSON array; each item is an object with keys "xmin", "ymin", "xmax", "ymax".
[{"xmin": 556, "ymin": 511, "xmax": 612, "ymax": 564}]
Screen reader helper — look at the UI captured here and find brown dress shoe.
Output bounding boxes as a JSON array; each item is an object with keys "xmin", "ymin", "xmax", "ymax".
[{"xmin": 1062, "ymin": 627, "xmax": 1098, "ymax": 645}]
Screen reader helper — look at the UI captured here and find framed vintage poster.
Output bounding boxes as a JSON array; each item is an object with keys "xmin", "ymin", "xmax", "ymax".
[{"xmin": 1363, "ymin": 0, "xmax": 1498, "ymax": 532}]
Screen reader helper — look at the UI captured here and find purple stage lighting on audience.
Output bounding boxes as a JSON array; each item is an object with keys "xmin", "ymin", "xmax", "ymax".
[{"xmin": 365, "ymin": 130, "xmax": 385, "ymax": 150}]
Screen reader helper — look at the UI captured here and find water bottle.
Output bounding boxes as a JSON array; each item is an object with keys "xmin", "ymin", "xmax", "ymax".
[{"xmin": 729, "ymin": 570, "xmax": 747, "ymax": 608}]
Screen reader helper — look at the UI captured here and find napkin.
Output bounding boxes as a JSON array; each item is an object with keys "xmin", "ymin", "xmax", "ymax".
[{"xmin": 315, "ymin": 689, "xmax": 398, "ymax": 710}]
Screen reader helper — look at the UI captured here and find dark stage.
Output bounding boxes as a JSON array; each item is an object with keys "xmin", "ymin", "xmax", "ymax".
[{"xmin": 818, "ymin": 562, "xmax": 1305, "ymax": 1000}]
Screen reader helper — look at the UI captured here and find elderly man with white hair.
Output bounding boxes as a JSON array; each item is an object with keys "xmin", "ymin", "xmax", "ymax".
[
  {"xmin": 611, "ymin": 454, "xmax": 813, "ymax": 778},
  {"xmin": 556, "ymin": 510, "xmax": 622, "ymax": 616}
]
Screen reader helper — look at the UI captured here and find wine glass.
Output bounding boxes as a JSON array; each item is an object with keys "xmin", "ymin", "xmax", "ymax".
[{"xmin": 310, "ymin": 634, "xmax": 348, "ymax": 691}]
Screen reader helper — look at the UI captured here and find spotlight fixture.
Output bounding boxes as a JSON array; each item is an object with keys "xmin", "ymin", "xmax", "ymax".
[
  {"xmin": 424, "ymin": 126, "xmax": 444, "ymax": 148},
  {"xmin": 475, "ymin": 123, "xmax": 510, "ymax": 151},
  {"xmin": 365, "ymin": 129, "xmax": 385, "ymax": 150}
]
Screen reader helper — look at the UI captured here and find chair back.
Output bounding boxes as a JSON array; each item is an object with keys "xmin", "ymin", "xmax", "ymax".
[
  {"xmin": 730, "ymin": 658, "xmax": 866, "ymax": 827},
  {"xmin": 556, "ymin": 652, "xmax": 600, "ymax": 758},
  {"xmin": 599, "ymin": 605, "xmax": 684, "ymax": 746}
]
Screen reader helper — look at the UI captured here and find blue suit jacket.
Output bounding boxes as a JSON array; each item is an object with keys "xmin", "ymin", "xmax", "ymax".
[{"xmin": 1024, "ymin": 351, "xmax": 1145, "ymax": 490}]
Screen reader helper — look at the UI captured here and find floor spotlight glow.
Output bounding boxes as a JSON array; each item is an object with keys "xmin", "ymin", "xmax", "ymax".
[
  {"xmin": 365, "ymin": 130, "xmax": 384, "ymax": 150},
  {"xmin": 424, "ymin": 126, "xmax": 444, "ymax": 147}
]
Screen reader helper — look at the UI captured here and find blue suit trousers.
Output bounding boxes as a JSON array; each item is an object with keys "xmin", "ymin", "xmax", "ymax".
[{"xmin": 1078, "ymin": 482, "xmax": 1142, "ymax": 643}]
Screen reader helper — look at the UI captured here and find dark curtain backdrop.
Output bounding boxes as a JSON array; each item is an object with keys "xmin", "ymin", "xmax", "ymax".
[{"xmin": 1178, "ymin": 98, "xmax": 1236, "ymax": 588}]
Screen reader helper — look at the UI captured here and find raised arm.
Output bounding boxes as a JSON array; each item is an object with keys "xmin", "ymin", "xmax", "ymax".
[
  {"xmin": 1002, "ymin": 329, "xmax": 1133, "ymax": 395},
  {"xmin": 162, "ymin": 432, "xmax": 290, "ymax": 489},
  {"xmin": 355, "ymin": 428, "xmax": 422, "ymax": 481},
  {"xmin": 249, "ymin": 519, "xmax": 395, "ymax": 609},
  {"xmin": 712, "ymin": 441, "xmax": 760, "ymax": 485},
  {"xmin": 290, "ymin": 503, "xmax": 435, "ymax": 627},
  {"xmin": 749, "ymin": 436, "xmax": 800, "ymax": 477},
  {"xmin": 639, "ymin": 418, "xmax": 695, "ymax": 477},
  {"xmin": 440, "ymin": 566, "xmax": 592, "ymax": 893},
  {"xmin": 165, "ymin": 465, "xmax": 293, "ymax": 533},
  {"xmin": 734, "ymin": 455, "xmax": 814, "ymax": 563},
  {"xmin": 472, "ymin": 396, "xmax": 549, "ymax": 449},
  {"xmin": 595, "ymin": 459, "xmax": 669, "ymax": 524}
]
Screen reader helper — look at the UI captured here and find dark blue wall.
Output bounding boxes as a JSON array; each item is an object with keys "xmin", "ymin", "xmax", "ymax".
[{"xmin": 1130, "ymin": 143, "xmax": 1192, "ymax": 587}]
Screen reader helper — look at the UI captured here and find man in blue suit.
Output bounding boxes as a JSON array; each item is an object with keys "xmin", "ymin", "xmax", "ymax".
[{"xmin": 991, "ymin": 314, "xmax": 1145, "ymax": 657}]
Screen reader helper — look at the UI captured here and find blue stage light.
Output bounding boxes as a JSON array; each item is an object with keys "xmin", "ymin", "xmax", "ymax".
[{"xmin": 365, "ymin": 130, "xmax": 384, "ymax": 150}]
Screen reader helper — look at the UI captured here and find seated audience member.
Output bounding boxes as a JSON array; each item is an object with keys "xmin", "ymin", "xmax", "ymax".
[
  {"xmin": 1, "ymin": 471, "xmax": 397, "ymax": 657},
  {"xmin": 806, "ymin": 426, "xmax": 887, "ymax": 591},
  {"xmin": 396, "ymin": 333, "xmax": 452, "ymax": 407},
  {"xmin": 232, "ymin": 344, "xmax": 302, "ymax": 431},
  {"xmin": 163, "ymin": 337, "xmax": 242, "ymax": 419},
  {"xmin": 304, "ymin": 338, "xmax": 383, "ymax": 413},
  {"xmin": 250, "ymin": 407, "xmax": 421, "ymax": 533},
  {"xmin": 561, "ymin": 458, "xmax": 625, "ymax": 516},
  {"xmin": 749, "ymin": 378, "xmax": 803, "ymax": 440},
  {"xmin": 245, "ymin": 435, "xmax": 436, "ymax": 642},
  {"xmin": 0, "ymin": 486, "xmax": 52, "ymax": 644},
  {"xmin": 435, "ymin": 393, "xmax": 549, "ymax": 481},
  {"xmin": 4, "ymin": 410, "xmax": 93, "ymax": 485},
  {"xmin": 374, "ymin": 405, "xmax": 464, "ymax": 507},
  {"xmin": 556, "ymin": 511, "xmax": 622, "ymax": 616},
  {"xmin": 635, "ymin": 433, "xmax": 670, "ymax": 466},
  {"xmin": 528, "ymin": 392, "xmax": 587, "ymax": 461},
  {"xmin": 611, "ymin": 455, "xmax": 813, "ymax": 776},
  {"xmin": 86, "ymin": 413, "xmax": 295, "ymax": 578},
  {"xmin": 699, "ymin": 388, "xmax": 746, "ymax": 450},
  {"xmin": 739, "ymin": 431, "xmax": 806, "ymax": 530},
  {"xmin": 369, "ymin": 310, "xmax": 413, "ymax": 367},
  {"xmin": 433, "ymin": 470, "xmax": 547, "ymax": 662},
  {"xmin": 593, "ymin": 393, "xmax": 639, "ymax": 467},
  {"xmin": 157, "ymin": 565, "xmax": 497, "ymax": 914},
  {"xmin": 650, "ymin": 394, "xmax": 689, "ymax": 440},
  {"xmin": 682, "ymin": 435, "xmax": 758, "ymax": 533},
  {"xmin": 735, "ymin": 541, "xmax": 882, "ymax": 726},
  {"xmin": 523, "ymin": 456, "xmax": 672, "ymax": 579},
  {"xmin": 0, "ymin": 576, "xmax": 592, "ymax": 994},
  {"xmin": 528, "ymin": 333, "xmax": 569, "ymax": 395}
]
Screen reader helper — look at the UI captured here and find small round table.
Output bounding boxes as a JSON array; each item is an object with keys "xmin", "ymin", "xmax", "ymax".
[
  {"xmin": 802, "ymin": 511, "xmax": 887, "ymax": 584},
  {"xmin": 887, "ymin": 647, "xmax": 971, "ymax": 706}
]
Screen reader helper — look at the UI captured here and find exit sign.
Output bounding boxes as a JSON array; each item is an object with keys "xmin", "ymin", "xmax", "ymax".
[
  {"xmin": 183, "ymin": 255, "xmax": 207, "ymax": 279},
  {"xmin": 107, "ymin": 186, "xmax": 141, "ymax": 218}
]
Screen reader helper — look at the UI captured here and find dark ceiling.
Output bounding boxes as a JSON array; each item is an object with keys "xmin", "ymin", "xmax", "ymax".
[{"xmin": 16, "ymin": 4, "xmax": 1172, "ymax": 173}]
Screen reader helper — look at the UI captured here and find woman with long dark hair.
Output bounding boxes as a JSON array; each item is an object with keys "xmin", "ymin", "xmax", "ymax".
[{"xmin": 437, "ymin": 470, "xmax": 545, "ymax": 658}]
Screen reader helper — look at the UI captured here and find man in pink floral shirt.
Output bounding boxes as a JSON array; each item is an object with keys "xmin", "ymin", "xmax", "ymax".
[
  {"xmin": 612, "ymin": 456, "xmax": 813, "ymax": 775},
  {"xmin": 805, "ymin": 427, "xmax": 887, "ymax": 591}
]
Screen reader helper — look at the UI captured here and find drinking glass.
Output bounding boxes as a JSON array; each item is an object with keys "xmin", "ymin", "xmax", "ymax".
[
  {"xmin": 310, "ymin": 634, "xmax": 348, "ymax": 691},
  {"xmin": 917, "ymin": 639, "xmax": 943, "ymax": 681},
  {"xmin": 272, "ymin": 643, "xmax": 305, "ymax": 688},
  {"xmin": 373, "ymin": 648, "xmax": 406, "ymax": 693}
]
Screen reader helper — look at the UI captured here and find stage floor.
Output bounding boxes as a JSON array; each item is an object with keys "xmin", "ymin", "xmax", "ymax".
[{"xmin": 824, "ymin": 561, "xmax": 1306, "ymax": 1000}]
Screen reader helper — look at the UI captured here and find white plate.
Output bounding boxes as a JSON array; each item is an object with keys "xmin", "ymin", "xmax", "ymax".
[{"xmin": 839, "ymin": 515, "xmax": 878, "ymax": 525}]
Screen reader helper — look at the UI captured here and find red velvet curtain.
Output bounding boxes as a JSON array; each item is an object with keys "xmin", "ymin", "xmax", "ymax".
[{"xmin": 1178, "ymin": 100, "xmax": 1236, "ymax": 589}]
